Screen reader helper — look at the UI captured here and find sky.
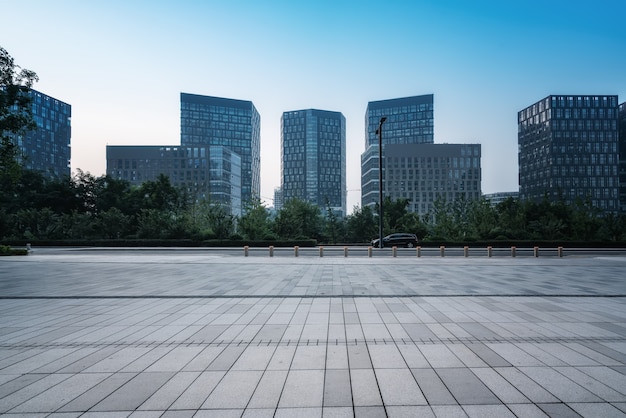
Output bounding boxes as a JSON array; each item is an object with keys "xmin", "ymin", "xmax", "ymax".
[{"xmin": 2, "ymin": 0, "xmax": 625, "ymax": 211}]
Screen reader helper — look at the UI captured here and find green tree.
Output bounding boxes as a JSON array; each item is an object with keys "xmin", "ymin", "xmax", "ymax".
[
  {"xmin": 345, "ymin": 205, "xmax": 377, "ymax": 243},
  {"xmin": 1, "ymin": 46, "xmax": 39, "ymax": 199},
  {"xmin": 238, "ymin": 197, "xmax": 271, "ymax": 240},
  {"xmin": 273, "ymin": 198, "xmax": 322, "ymax": 240}
]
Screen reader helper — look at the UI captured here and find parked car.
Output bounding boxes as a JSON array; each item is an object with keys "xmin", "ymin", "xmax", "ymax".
[{"xmin": 371, "ymin": 233, "xmax": 419, "ymax": 248}]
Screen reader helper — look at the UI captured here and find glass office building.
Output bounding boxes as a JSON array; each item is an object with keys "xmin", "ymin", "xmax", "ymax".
[
  {"xmin": 180, "ymin": 93, "xmax": 260, "ymax": 205},
  {"xmin": 384, "ymin": 143, "xmax": 481, "ymax": 216},
  {"xmin": 281, "ymin": 109, "xmax": 346, "ymax": 216},
  {"xmin": 361, "ymin": 94, "xmax": 434, "ymax": 208},
  {"xmin": 106, "ymin": 145, "xmax": 242, "ymax": 216},
  {"xmin": 518, "ymin": 95, "xmax": 620, "ymax": 213},
  {"xmin": 8, "ymin": 89, "xmax": 71, "ymax": 178},
  {"xmin": 619, "ymin": 102, "xmax": 626, "ymax": 213}
]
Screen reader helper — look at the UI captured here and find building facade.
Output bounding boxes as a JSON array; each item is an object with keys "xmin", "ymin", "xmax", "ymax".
[
  {"xmin": 9, "ymin": 89, "xmax": 71, "ymax": 178},
  {"xmin": 483, "ymin": 191, "xmax": 519, "ymax": 207},
  {"xmin": 361, "ymin": 94, "xmax": 434, "ymax": 208},
  {"xmin": 106, "ymin": 145, "xmax": 242, "ymax": 216},
  {"xmin": 518, "ymin": 95, "xmax": 620, "ymax": 213},
  {"xmin": 384, "ymin": 143, "xmax": 481, "ymax": 216},
  {"xmin": 180, "ymin": 93, "xmax": 260, "ymax": 205},
  {"xmin": 281, "ymin": 109, "xmax": 346, "ymax": 216},
  {"xmin": 619, "ymin": 102, "xmax": 626, "ymax": 213}
]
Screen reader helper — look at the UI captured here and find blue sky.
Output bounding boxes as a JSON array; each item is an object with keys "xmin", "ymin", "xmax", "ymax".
[{"xmin": 2, "ymin": 0, "xmax": 625, "ymax": 210}]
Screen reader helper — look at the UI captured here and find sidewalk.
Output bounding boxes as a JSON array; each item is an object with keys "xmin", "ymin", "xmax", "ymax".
[{"xmin": 0, "ymin": 250, "xmax": 625, "ymax": 417}]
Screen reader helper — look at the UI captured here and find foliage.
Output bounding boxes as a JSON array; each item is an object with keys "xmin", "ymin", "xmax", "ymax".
[
  {"xmin": 238, "ymin": 197, "xmax": 271, "ymax": 240},
  {"xmin": 273, "ymin": 198, "xmax": 322, "ymax": 240}
]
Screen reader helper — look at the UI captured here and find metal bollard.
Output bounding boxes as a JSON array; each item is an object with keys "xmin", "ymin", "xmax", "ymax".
[
  {"xmin": 244, "ymin": 245, "xmax": 249, "ymax": 257},
  {"xmin": 368, "ymin": 246, "xmax": 373, "ymax": 257},
  {"xmin": 416, "ymin": 246, "xmax": 421, "ymax": 257},
  {"xmin": 487, "ymin": 246, "xmax": 492, "ymax": 258},
  {"xmin": 269, "ymin": 245, "xmax": 274, "ymax": 257},
  {"xmin": 464, "ymin": 246, "xmax": 469, "ymax": 257},
  {"xmin": 392, "ymin": 246, "xmax": 397, "ymax": 257},
  {"xmin": 440, "ymin": 246, "xmax": 445, "ymax": 257},
  {"xmin": 344, "ymin": 246, "xmax": 349, "ymax": 257},
  {"xmin": 294, "ymin": 246, "xmax": 299, "ymax": 257},
  {"xmin": 558, "ymin": 246, "xmax": 563, "ymax": 258},
  {"xmin": 319, "ymin": 246, "xmax": 324, "ymax": 257},
  {"xmin": 533, "ymin": 246, "xmax": 539, "ymax": 257},
  {"xmin": 511, "ymin": 246, "xmax": 516, "ymax": 257},
  {"xmin": 26, "ymin": 243, "xmax": 32, "ymax": 252}
]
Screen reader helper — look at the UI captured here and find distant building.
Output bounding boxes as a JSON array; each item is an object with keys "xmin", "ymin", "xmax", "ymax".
[
  {"xmin": 483, "ymin": 191, "xmax": 519, "ymax": 206},
  {"xmin": 518, "ymin": 95, "xmax": 620, "ymax": 213},
  {"xmin": 273, "ymin": 186, "xmax": 283, "ymax": 211},
  {"xmin": 281, "ymin": 109, "xmax": 346, "ymax": 216},
  {"xmin": 8, "ymin": 89, "xmax": 71, "ymax": 178},
  {"xmin": 106, "ymin": 145, "xmax": 242, "ymax": 216},
  {"xmin": 619, "ymin": 102, "xmax": 626, "ymax": 213},
  {"xmin": 180, "ymin": 93, "xmax": 260, "ymax": 205},
  {"xmin": 361, "ymin": 95, "xmax": 434, "ymax": 208},
  {"xmin": 384, "ymin": 143, "xmax": 481, "ymax": 217}
]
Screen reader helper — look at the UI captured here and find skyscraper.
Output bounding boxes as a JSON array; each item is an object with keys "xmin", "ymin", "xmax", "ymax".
[
  {"xmin": 180, "ymin": 93, "xmax": 260, "ymax": 205},
  {"xmin": 619, "ymin": 102, "xmax": 626, "ymax": 213},
  {"xmin": 9, "ymin": 89, "xmax": 71, "ymax": 178},
  {"xmin": 281, "ymin": 109, "xmax": 346, "ymax": 216},
  {"xmin": 384, "ymin": 143, "xmax": 482, "ymax": 216},
  {"xmin": 106, "ymin": 145, "xmax": 242, "ymax": 216},
  {"xmin": 361, "ymin": 94, "xmax": 434, "ymax": 208},
  {"xmin": 518, "ymin": 95, "xmax": 620, "ymax": 213}
]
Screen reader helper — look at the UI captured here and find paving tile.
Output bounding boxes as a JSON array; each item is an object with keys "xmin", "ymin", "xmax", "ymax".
[
  {"xmin": 231, "ymin": 346, "xmax": 276, "ymax": 370},
  {"xmin": 436, "ymin": 368, "xmax": 501, "ymax": 405},
  {"xmin": 462, "ymin": 405, "xmax": 516, "ymax": 417},
  {"xmin": 418, "ymin": 344, "xmax": 465, "ymax": 368},
  {"xmin": 353, "ymin": 406, "xmax": 387, "ymax": 417},
  {"xmin": 375, "ymin": 368, "xmax": 427, "ymax": 406},
  {"xmin": 278, "ymin": 370, "xmax": 324, "ymax": 408},
  {"xmin": 411, "ymin": 368, "xmax": 456, "ymax": 405},
  {"xmin": 325, "ymin": 344, "xmax": 349, "ymax": 369},
  {"xmin": 536, "ymin": 403, "xmax": 582, "ymax": 417},
  {"xmin": 194, "ymin": 409, "xmax": 243, "ymax": 417},
  {"xmin": 323, "ymin": 369, "xmax": 352, "ymax": 407},
  {"xmin": 322, "ymin": 406, "xmax": 353, "ymax": 417},
  {"xmin": 9, "ymin": 373, "xmax": 110, "ymax": 413},
  {"xmin": 506, "ymin": 403, "xmax": 550, "ymax": 418},
  {"xmin": 202, "ymin": 370, "xmax": 263, "ymax": 408},
  {"xmin": 91, "ymin": 371, "xmax": 174, "ymax": 411},
  {"xmin": 248, "ymin": 370, "xmax": 288, "ymax": 409},
  {"xmin": 367, "ymin": 344, "xmax": 407, "ymax": 368},
  {"xmin": 138, "ymin": 371, "xmax": 199, "ymax": 410},
  {"xmin": 168, "ymin": 371, "xmax": 225, "ymax": 410},
  {"xmin": 274, "ymin": 407, "xmax": 322, "ymax": 417},
  {"xmin": 431, "ymin": 405, "xmax": 468, "ymax": 417},
  {"xmin": 494, "ymin": 367, "xmax": 559, "ymax": 403},
  {"xmin": 386, "ymin": 406, "xmax": 436, "ymax": 417},
  {"xmin": 518, "ymin": 366, "xmax": 602, "ymax": 403},
  {"xmin": 0, "ymin": 374, "xmax": 71, "ymax": 413},
  {"xmin": 470, "ymin": 367, "xmax": 530, "ymax": 403},
  {"xmin": 350, "ymin": 369, "xmax": 383, "ymax": 407},
  {"xmin": 291, "ymin": 345, "xmax": 326, "ymax": 370}
]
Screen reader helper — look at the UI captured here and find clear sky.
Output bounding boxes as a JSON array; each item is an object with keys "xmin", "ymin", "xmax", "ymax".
[{"xmin": 2, "ymin": 0, "xmax": 625, "ymax": 211}]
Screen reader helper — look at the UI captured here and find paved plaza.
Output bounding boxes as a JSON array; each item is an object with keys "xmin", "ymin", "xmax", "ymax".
[{"xmin": 0, "ymin": 248, "xmax": 625, "ymax": 417}]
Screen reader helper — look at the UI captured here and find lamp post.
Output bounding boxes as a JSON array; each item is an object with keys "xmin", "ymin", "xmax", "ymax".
[{"xmin": 376, "ymin": 117, "xmax": 387, "ymax": 249}]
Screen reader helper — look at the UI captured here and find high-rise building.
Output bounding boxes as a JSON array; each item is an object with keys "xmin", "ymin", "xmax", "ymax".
[
  {"xmin": 518, "ymin": 95, "xmax": 620, "ymax": 213},
  {"xmin": 180, "ymin": 93, "xmax": 260, "ymax": 205},
  {"xmin": 619, "ymin": 102, "xmax": 626, "ymax": 213},
  {"xmin": 281, "ymin": 109, "xmax": 346, "ymax": 216},
  {"xmin": 8, "ymin": 89, "xmax": 71, "ymax": 178},
  {"xmin": 273, "ymin": 186, "xmax": 283, "ymax": 211},
  {"xmin": 361, "ymin": 94, "xmax": 434, "ymax": 208},
  {"xmin": 106, "ymin": 145, "xmax": 242, "ymax": 216},
  {"xmin": 384, "ymin": 143, "xmax": 481, "ymax": 216}
]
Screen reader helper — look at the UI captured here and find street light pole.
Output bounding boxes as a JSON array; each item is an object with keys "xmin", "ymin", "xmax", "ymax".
[{"xmin": 376, "ymin": 117, "xmax": 387, "ymax": 249}]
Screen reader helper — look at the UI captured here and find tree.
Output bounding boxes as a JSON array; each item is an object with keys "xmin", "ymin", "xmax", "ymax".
[
  {"xmin": 238, "ymin": 197, "xmax": 271, "ymax": 240},
  {"xmin": 1, "ymin": 46, "xmax": 38, "ymax": 197},
  {"xmin": 345, "ymin": 205, "xmax": 377, "ymax": 243},
  {"xmin": 273, "ymin": 198, "xmax": 322, "ymax": 240}
]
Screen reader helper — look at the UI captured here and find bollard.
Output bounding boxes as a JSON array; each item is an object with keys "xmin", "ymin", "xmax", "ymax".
[
  {"xmin": 558, "ymin": 246, "xmax": 563, "ymax": 258},
  {"xmin": 464, "ymin": 246, "xmax": 469, "ymax": 257},
  {"xmin": 319, "ymin": 246, "xmax": 324, "ymax": 257},
  {"xmin": 344, "ymin": 246, "xmax": 349, "ymax": 257},
  {"xmin": 244, "ymin": 245, "xmax": 249, "ymax": 257},
  {"xmin": 269, "ymin": 245, "xmax": 274, "ymax": 257},
  {"xmin": 440, "ymin": 246, "xmax": 445, "ymax": 257},
  {"xmin": 416, "ymin": 246, "xmax": 421, "ymax": 257},
  {"xmin": 368, "ymin": 246, "xmax": 373, "ymax": 257},
  {"xmin": 26, "ymin": 243, "xmax": 32, "ymax": 252},
  {"xmin": 511, "ymin": 246, "xmax": 516, "ymax": 257},
  {"xmin": 533, "ymin": 246, "xmax": 539, "ymax": 257},
  {"xmin": 392, "ymin": 246, "xmax": 397, "ymax": 257},
  {"xmin": 487, "ymin": 246, "xmax": 492, "ymax": 258},
  {"xmin": 294, "ymin": 246, "xmax": 299, "ymax": 257}
]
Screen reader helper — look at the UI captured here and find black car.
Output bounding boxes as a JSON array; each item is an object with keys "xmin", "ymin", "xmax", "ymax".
[{"xmin": 371, "ymin": 233, "xmax": 419, "ymax": 248}]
